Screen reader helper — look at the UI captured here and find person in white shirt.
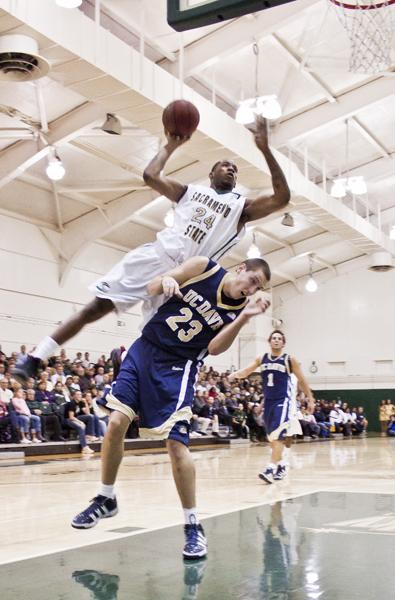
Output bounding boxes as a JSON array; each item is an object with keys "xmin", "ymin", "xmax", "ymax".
[
  {"xmin": 14, "ymin": 117, "xmax": 290, "ymax": 382},
  {"xmin": 0, "ymin": 378, "xmax": 13, "ymax": 405}
]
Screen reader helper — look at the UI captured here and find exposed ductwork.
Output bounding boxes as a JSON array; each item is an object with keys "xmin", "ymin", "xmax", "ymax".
[{"xmin": 0, "ymin": 35, "xmax": 50, "ymax": 82}]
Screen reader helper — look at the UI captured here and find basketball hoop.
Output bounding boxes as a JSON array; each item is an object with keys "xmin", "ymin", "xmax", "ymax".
[{"xmin": 327, "ymin": 0, "xmax": 395, "ymax": 73}]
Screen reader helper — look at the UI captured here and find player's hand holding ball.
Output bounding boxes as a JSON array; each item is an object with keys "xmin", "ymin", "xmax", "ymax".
[{"xmin": 162, "ymin": 99, "xmax": 200, "ymax": 150}]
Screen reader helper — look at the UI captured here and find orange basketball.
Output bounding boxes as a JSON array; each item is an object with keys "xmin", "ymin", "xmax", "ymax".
[{"xmin": 162, "ymin": 99, "xmax": 200, "ymax": 137}]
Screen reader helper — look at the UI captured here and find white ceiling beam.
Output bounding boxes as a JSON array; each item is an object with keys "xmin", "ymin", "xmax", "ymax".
[
  {"xmin": 274, "ymin": 77, "xmax": 394, "ymax": 147},
  {"xmin": 58, "ymin": 188, "xmax": 155, "ymax": 284},
  {"xmin": 350, "ymin": 117, "xmax": 390, "ymax": 159},
  {"xmin": 0, "ymin": 102, "xmax": 103, "ymax": 191},
  {"xmin": 69, "ymin": 140, "xmax": 143, "ymax": 177},
  {"xmin": 159, "ymin": 0, "xmax": 319, "ymax": 77},
  {"xmin": 271, "ymin": 33, "xmax": 337, "ymax": 104}
]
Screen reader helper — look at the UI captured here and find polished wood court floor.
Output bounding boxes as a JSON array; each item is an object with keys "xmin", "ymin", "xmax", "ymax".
[{"xmin": 0, "ymin": 437, "xmax": 395, "ymax": 600}]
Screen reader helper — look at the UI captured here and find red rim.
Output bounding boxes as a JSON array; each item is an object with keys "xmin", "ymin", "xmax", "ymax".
[{"xmin": 329, "ymin": 0, "xmax": 395, "ymax": 8}]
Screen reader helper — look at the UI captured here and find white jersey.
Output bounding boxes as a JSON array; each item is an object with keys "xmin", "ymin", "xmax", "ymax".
[
  {"xmin": 91, "ymin": 184, "xmax": 246, "ymax": 315},
  {"xmin": 156, "ymin": 184, "xmax": 246, "ymax": 262}
]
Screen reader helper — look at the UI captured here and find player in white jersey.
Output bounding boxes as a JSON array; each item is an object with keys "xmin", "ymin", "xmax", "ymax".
[{"xmin": 14, "ymin": 117, "xmax": 289, "ymax": 381}]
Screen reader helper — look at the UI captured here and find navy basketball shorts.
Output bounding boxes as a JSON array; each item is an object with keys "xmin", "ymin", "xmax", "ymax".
[
  {"xmin": 264, "ymin": 397, "xmax": 291, "ymax": 442},
  {"xmin": 106, "ymin": 337, "xmax": 199, "ymax": 446}
]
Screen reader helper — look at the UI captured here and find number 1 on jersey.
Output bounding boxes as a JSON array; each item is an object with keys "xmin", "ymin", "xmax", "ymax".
[{"xmin": 267, "ymin": 373, "xmax": 274, "ymax": 387}]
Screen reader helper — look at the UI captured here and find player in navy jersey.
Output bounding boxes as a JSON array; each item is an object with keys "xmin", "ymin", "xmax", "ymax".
[
  {"xmin": 14, "ymin": 117, "xmax": 289, "ymax": 383},
  {"xmin": 229, "ymin": 330, "xmax": 314, "ymax": 483},
  {"xmin": 71, "ymin": 255, "xmax": 271, "ymax": 560}
]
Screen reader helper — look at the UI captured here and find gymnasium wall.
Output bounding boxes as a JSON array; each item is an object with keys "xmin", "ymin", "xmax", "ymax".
[
  {"xmin": 275, "ymin": 266, "xmax": 395, "ymax": 388},
  {"xmin": 0, "ymin": 213, "xmax": 271, "ymax": 370}
]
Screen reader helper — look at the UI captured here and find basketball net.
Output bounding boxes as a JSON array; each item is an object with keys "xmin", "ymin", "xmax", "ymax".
[{"xmin": 327, "ymin": 0, "xmax": 395, "ymax": 73}]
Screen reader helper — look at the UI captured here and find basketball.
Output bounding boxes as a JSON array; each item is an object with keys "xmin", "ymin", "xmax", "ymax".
[{"xmin": 162, "ymin": 99, "xmax": 200, "ymax": 137}]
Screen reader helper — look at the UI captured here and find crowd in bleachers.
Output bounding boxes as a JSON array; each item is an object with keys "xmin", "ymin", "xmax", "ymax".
[{"xmin": 0, "ymin": 345, "xmax": 370, "ymax": 452}]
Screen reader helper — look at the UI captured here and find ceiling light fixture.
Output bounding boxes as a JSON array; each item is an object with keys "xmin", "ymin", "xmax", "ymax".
[
  {"xmin": 55, "ymin": 0, "xmax": 82, "ymax": 7},
  {"xmin": 46, "ymin": 148, "xmax": 65, "ymax": 181},
  {"xmin": 247, "ymin": 232, "xmax": 261, "ymax": 259},
  {"xmin": 235, "ymin": 42, "xmax": 282, "ymax": 124},
  {"xmin": 101, "ymin": 113, "xmax": 122, "ymax": 135},
  {"xmin": 281, "ymin": 212, "xmax": 294, "ymax": 227},
  {"xmin": 305, "ymin": 255, "xmax": 318, "ymax": 293},
  {"xmin": 330, "ymin": 120, "xmax": 367, "ymax": 198}
]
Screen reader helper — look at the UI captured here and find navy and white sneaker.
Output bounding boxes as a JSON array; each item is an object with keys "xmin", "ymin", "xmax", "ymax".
[
  {"xmin": 71, "ymin": 495, "xmax": 118, "ymax": 529},
  {"xmin": 183, "ymin": 523, "xmax": 208, "ymax": 560},
  {"xmin": 273, "ymin": 463, "xmax": 288, "ymax": 481},
  {"xmin": 258, "ymin": 467, "xmax": 275, "ymax": 484},
  {"xmin": 72, "ymin": 570, "xmax": 119, "ymax": 600},
  {"xmin": 12, "ymin": 355, "xmax": 42, "ymax": 384},
  {"xmin": 183, "ymin": 558, "xmax": 207, "ymax": 600}
]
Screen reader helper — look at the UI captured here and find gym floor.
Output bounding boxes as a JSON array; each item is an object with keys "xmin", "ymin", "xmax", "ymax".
[{"xmin": 1, "ymin": 437, "xmax": 395, "ymax": 599}]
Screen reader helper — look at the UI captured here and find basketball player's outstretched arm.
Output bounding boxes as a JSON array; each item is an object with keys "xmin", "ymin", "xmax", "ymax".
[
  {"xmin": 143, "ymin": 131, "xmax": 190, "ymax": 202},
  {"xmin": 290, "ymin": 357, "xmax": 315, "ymax": 412},
  {"xmin": 147, "ymin": 256, "xmax": 210, "ymax": 297},
  {"xmin": 241, "ymin": 117, "xmax": 290, "ymax": 223},
  {"xmin": 228, "ymin": 356, "xmax": 262, "ymax": 381},
  {"xmin": 208, "ymin": 298, "xmax": 270, "ymax": 356}
]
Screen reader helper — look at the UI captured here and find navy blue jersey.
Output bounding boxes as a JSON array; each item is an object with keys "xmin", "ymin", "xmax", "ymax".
[
  {"xmin": 142, "ymin": 259, "xmax": 247, "ymax": 361},
  {"xmin": 260, "ymin": 353, "xmax": 292, "ymax": 401}
]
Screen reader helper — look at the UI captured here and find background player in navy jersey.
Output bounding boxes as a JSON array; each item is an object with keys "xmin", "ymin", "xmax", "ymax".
[
  {"xmin": 14, "ymin": 117, "xmax": 289, "ymax": 382},
  {"xmin": 71, "ymin": 255, "xmax": 271, "ymax": 560},
  {"xmin": 229, "ymin": 330, "xmax": 314, "ymax": 483}
]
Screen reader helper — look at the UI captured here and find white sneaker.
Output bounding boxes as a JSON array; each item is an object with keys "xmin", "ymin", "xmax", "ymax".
[
  {"xmin": 190, "ymin": 431, "xmax": 202, "ymax": 438},
  {"xmin": 32, "ymin": 438, "xmax": 43, "ymax": 443},
  {"xmin": 21, "ymin": 437, "xmax": 32, "ymax": 444},
  {"xmin": 82, "ymin": 446, "xmax": 94, "ymax": 454}
]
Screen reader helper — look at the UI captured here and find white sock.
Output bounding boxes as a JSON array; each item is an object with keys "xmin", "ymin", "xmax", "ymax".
[
  {"xmin": 184, "ymin": 507, "xmax": 199, "ymax": 525},
  {"xmin": 31, "ymin": 336, "xmax": 59, "ymax": 361},
  {"xmin": 267, "ymin": 462, "xmax": 276, "ymax": 472},
  {"xmin": 99, "ymin": 483, "xmax": 115, "ymax": 499},
  {"xmin": 283, "ymin": 447, "xmax": 291, "ymax": 460}
]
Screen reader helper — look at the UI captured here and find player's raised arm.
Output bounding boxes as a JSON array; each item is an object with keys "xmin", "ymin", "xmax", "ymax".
[
  {"xmin": 228, "ymin": 356, "xmax": 262, "ymax": 381},
  {"xmin": 143, "ymin": 131, "xmax": 189, "ymax": 203},
  {"xmin": 241, "ymin": 117, "xmax": 290, "ymax": 223},
  {"xmin": 290, "ymin": 357, "xmax": 315, "ymax": 413},
  {"xmin": 147, "ymin": 256, "xmax": 210, "ymax": 298},
  {"xmin": 208, "ymin": 297, "xmax": 270, "ymax": 356}
]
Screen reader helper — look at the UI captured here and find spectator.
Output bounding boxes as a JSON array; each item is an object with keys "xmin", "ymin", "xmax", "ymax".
[
  {"xmin": 53, "ymin": 381, "xmax": 67, "ymax": 406},
  {"xmin": 232, "ymin": 403, "xmax": 249, "ymax": 439},
  {"xmin": 0, "ymin": 398, "xmax": 18, "ymax": 443},
  {"xmin": 51, "ymin": 363, "xmax": 66, "ymax": 386},
  {"xmin": 12, "ymin": 388, "xmax": 43, "ymax": 443},
  {"xmin": 387, "ymin": 415, "xmax": 395, "ymax": 437},
  {"xmin": 356, "ymin": 407, "xmax": 368, "ymax": 432},
  {"xmin": 0, "ymin": 378, "xmax": 13, "ymax": 405},
  {"xmin": 62, "ymin": 396, "xmax": 95, "ymax": 454},
  {"xmin": 16, "ymin": 344, "xmax": 28, "ymax": 364},
  {"xmin": 26, "ymin": 389, "xmax": 65, "ymax": 441},
  {"xmin": 198, "ymin": 397, "xmax": 220, "ymax": 437}
]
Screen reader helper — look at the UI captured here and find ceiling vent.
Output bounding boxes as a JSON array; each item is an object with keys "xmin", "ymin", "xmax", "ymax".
[
  {"xmin": 368, "ymin": 252, "xmax": 394, "ymax": 272},
  {"xmin": 0, "ymin": 35, "xmax": 50, "ymax": 81}
]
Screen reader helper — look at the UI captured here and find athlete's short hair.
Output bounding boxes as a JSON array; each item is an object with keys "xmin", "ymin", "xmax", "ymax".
[
  {"xmin": 210, "ymin": 160, "xmax": 238, "ymax": 174},
  {"xmin": 243, "ymin": 258, "xmax": 271, "ymax": 283},
  {"xmin": 268, "ymin": 329, "xmax": 286, "ymax": 344}
]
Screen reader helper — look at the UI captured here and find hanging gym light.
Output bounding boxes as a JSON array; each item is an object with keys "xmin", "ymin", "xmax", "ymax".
[
  {"xmin": 46, "ymin": 148, "xmax": 65, "ymax": 181},
  {"xmin": 305, "ymin": 255, "xmax": 318, "ymax": 293},
  {"xmin": 235, "ymin": 43, "xmax": 282, "ymax": 124}
]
